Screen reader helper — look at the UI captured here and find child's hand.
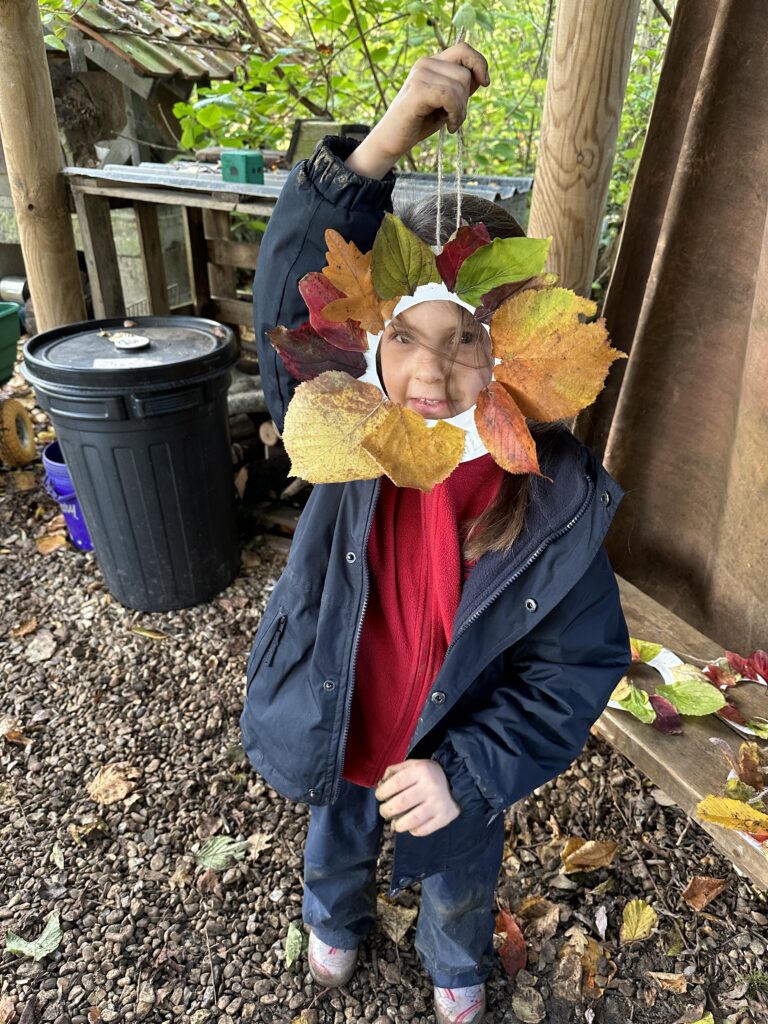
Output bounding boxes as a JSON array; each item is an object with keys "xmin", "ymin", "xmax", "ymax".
[
  {"xmin": 346, "ymin": 43, "xmax": 490, "ymax": 178},
  {"xmin": 375, "ymin": 759, "xmax": 461, "ymax": 837}
]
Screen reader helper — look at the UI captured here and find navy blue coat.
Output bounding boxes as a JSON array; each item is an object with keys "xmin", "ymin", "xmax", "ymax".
[{"xmin": 241, "ymin": 136, "xmax": 631, "ymax": 893}]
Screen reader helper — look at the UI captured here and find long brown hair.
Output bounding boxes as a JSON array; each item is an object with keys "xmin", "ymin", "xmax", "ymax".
[{"xmin": 396, "ymin": 191, "xmax": 544, "ymax": 562}]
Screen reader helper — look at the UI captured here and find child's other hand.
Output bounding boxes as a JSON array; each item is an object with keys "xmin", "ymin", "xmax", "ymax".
[
  {"xmin": 375, "ymin": 759, "xmax": 460, "ymax": 836},
  {"xmin": 356, "ymin": 43, "xmax": 490, "ymax": 173}
]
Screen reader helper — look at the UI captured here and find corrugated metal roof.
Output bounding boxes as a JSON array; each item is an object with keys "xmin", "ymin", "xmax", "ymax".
[{"xmin": 68, "ymin": 0, "xmax": 282, "ymax": 81}]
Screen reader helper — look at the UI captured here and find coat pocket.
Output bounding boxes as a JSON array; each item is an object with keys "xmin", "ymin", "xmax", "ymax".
[{"xmin": 246, "ymin": 611, "xmax": 288, "ymax": 690}]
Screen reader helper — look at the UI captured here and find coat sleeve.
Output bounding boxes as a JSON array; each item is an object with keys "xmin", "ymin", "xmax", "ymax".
[
  {"xmin": 431, "ymin": 545, "xmax": 631, "ymax": 820},
  {"xmin": 253, "ymin": 135, "xmax": 397, "ymax": 433}
]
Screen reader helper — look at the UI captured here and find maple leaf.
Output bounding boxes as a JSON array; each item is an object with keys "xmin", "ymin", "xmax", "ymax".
[
  {"xmin": 474, "ymin": 273, "xmax": 559, "ymax": 325},
  {"xmin": 298, "ymin": 272, "xmax": 367, "ymax": 351},
  {"xmin": 86, "ymin": 763, "xmax": 140, "ymax": 805},
  {"xmin": 319, "ymin": 229, "xmax": 398, "ymax": 333},
  {"xmin": 360, "ymin": 404, "xmax": 464, "ymax": 491},
  {"xmin": 474, "ymin": 382, "xmax": 544, "ymax": 476},
  {"xmin": 491, "ymin": 288, "xmax": 627, "ymax": 421},
  {"xmin": 435, "ymin": 222, "xmax": 492, "ymax": 291},
  {"xmin": 281, "ymin": 371, "xmax": 389, "ymax": 483},
  {"xmin": 268, "ymin": 323, "xmax": 367, "ymax": 381},
  {"xmin": 371, "ymin": 212, "xmax": 441, "ymax": 299}
]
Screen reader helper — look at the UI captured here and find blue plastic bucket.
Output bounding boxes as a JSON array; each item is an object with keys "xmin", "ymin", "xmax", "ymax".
[{"xmin": 42, "ymin": 441, "xmax": 93, "ymax": 551}]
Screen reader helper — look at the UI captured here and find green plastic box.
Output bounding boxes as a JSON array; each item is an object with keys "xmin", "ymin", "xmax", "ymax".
[
  {"xmin": 221, "ymin": 149, "xmax": 265, "ymax": 184},
  {"xmin": 0, "ymin": 301, "xmax": 21, "ymax": 384}
]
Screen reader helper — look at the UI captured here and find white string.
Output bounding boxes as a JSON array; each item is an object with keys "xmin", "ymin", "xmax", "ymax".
[{"xmin": 435, "ymin": 27, "xmax": 466, "ymax": 248}]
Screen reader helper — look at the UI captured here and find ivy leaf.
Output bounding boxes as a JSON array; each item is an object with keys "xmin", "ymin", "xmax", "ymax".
[
  {"xmin": 282, "ymin": 372, "xmax": 389, "ymax": 483},
  {"xmin": 474, "ymin": 382, "xmax": 543, "ymax": 477},
  {"xmin": 268, "ymin": 323, "xmax": 367, "ymax": 381},
  {"xmin": 319, "ymin": 229, "xmax": 398, "ymax": 333},
  {"xmin": 619, "ymin": 899, "xmax": 658, "ymax": 943},
  {"xmin": 648, "ymin": 694, "xmax": 683, "ymax": 734},
  {"xmin": 656, "ymin": 667, "xmax": 727, "ymax": 716},
  {"xmin": 474, "ymin": 273, "xmax": 558, "ymax": 325},
  {"xmin": 616, "ymin": 684, "xmax": 656, "ymax": 724},
  {"xmin": 195, "ymin": 835, "xmax": 248, "ymax": 871},
  {"xmin": 695, "ymin": 795, "xmax": 768, "ymax": 834},
  {"xmin": 371, "ymin": 212, "xmax": 441, "ymax": 300},
  {"xmin": 435, "ymin": 222, "xmax": 492, "ymax": 291},
  {"xmin": 491, "ymin": 288, "xmax": 627, "ymax": 421},
  {"xmin": 5, "ymin": 911, "xmax": 62, "ymax": 961},
  {"xmin": 298, "ymin": 272, "xmax": 367, "ymax": 351},
  {"xmin": 360, "ymin": 405, "xmax": 464, "ymax": 491},
  {"xmin": 454, "ymin": 236, "xmax": 551, "ymax": 306}
]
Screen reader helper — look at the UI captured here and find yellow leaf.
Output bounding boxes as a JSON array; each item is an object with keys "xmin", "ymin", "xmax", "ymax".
[
  {"xmin": 610, "ymin": 676, "xmax": 632, "ymax": 701},
  {"xmin": 282, "ymin": 371, "xmax": 389, "ymax": 484},
  {"xmin": 360, "ymin": 404, "xmax": 464, "ymax": 491},
  {"xmin": 695, "ymin": 795, "xmax": 768, "ymax": 833},
  {"xmin": 491, "ymin": 288, "xmax": 626, "ymax": 420},
  {"xmin": 86, "ymin": 763, "xmax": 140, "ymax": 805},
  {"xmin": 620, "ymin": 899, "xmax": 658, "ymax": 943},
  {"xmin": 561, "ymin": 837, "xmax": 619, "ymax": 873},
  {"xmin": 320, "ymin": 229, "xmax": 398, "ymax": 333},
  {"xmin": 647, "ymin": 971, "xmax": 687, "ymax": 993}
]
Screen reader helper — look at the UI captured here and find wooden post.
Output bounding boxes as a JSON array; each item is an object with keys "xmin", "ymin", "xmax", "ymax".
[
  {"xmin": 528, "ymin": 0, "xmax": 642, "ymax": 295},
  {"xmin": 0, "ymin": 0, "xmax": 85, "ymax": 330}
]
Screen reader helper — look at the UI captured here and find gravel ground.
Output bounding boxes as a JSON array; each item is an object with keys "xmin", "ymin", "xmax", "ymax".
[{"xmin": 1, "ymin": 359, "xmax": 767, "ymax": 1024}]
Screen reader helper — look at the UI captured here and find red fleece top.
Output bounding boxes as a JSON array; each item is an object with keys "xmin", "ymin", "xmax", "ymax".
[{"xmin": 342, "ymin": 454, "xmax": 505, "ymax": 787}]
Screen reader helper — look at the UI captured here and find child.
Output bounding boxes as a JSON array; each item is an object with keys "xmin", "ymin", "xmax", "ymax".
[{"xmin": 241, "ymin": 42, "xmax": 631, "ymax": 1024}]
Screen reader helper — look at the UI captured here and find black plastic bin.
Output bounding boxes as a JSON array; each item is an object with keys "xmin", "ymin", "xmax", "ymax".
[{"xmin": 23, "ymin": 316, "xmax": 241, "ymax": 611}]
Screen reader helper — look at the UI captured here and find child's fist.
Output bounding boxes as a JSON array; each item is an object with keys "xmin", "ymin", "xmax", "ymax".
[
  {"xmin": 366, "ymin": 42, "xmax": 490, "ymax": 162},
  {"xmin": 375, "ymin": 759, "xmax": 461, "ymax": 837}
]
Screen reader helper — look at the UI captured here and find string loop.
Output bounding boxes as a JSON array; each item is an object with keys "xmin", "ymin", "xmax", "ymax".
[{"xmin": 435, "ymin": 26, "xmax": 466, "ymax": 247}]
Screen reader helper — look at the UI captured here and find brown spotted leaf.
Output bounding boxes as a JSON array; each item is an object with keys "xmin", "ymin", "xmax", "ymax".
[
  {"xmin": 474, "ymin": 382, "xmax": 543, "ymax": 476},
  {"xmin": 268, "ymin": 323, "xmax": 367, "ymax": 381},
  {"xmin": 320, "ymin": 229, "xmax": 398, "ymax": 333},
  {"xmin": 491, "ymin": 288, "xmax": 626, "ymax": 420},
  {"xmin": 436, "ymin": 222, "xmax": 492, "ymax": 291},
  {"xmin": 360, "ymin": 405, "xmax": 464, "ymax": 492},
  {"xmin": 282, "ymin": 372, "xmax": 389, "ymax": 483},
  {"xmin": 298, "ymin": 272, "xmax": 367, "ymax": 351}
]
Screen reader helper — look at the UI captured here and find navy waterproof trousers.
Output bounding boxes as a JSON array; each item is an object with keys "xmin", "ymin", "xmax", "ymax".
[{"xmin": 302, "ymin": 779, "xmax": 506, "ymax": 988}]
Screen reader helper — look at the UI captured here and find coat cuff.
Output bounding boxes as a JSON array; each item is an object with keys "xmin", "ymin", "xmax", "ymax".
[
  {"xmin": 303, "ymin": 135, "xmax": 397, "ymax": 211},
  {"xmin": 431, "ymin": 741, "xmax": 495, "ymax": 821}
]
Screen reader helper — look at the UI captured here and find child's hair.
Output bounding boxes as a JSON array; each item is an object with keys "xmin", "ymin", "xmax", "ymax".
[{"xmin": 394, "ymin": 192, "xmax": 558, "ymax": 562}]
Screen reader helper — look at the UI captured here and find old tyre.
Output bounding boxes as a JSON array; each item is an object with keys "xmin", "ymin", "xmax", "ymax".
[{"xmin": 0, "ymin": 398, "xmax": 36, "ymax": 467}]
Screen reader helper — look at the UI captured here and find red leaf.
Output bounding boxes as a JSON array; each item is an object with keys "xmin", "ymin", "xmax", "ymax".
[
  {"xmin": 298, "ymin": 272, "xmax": 367, "ymax": 351},
  {"xmin": 747, "ymin": 650, "xmax": 768, "ymax": 684},
  {"xmin": 268, "ymin": 323, "xmax": 367, "ymax": 381},
  {"xmin": 474, "ymin": 382, "xmax": 547, "ymax": 477},
  {"xmin": 436, "ymin": 223, "xmax": 492, "ymax": 291},
  {"xmin": 716, "ymin": 702, "xmax": 750, "ymax": 726},
  {"xmin": 649, "ymin": 694, "xmax": 683, "ymax": 734},
  {"xmin": 746, "ymin": 831, "xmax": 768, "ymax": 844},
  {"xmin": 495, "ymin": 906, "xmax": 527, "ymax": 979},
  {"xmin": 726, "ymin": 650, "xmax": 753, "ymax": 679},
  {"xmin": 703, "ymin": 658, "xmax": 741, "ymax": 688}
]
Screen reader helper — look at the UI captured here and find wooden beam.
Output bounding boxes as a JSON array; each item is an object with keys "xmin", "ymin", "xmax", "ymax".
[
  {"xmin": 135, "ymin": 201, "xmax": 170, "ymax": 315},
  {"xmin": 0, "ymin": 0, "xmax": 86, "ymax": 330},
  {"xmin": 184, "ymin": 206, "xmax": 211, "ymax": 318},
  {"xmin": 77, "ymin": 34, "xmax": 154, "ymax": 99},
  {"xmin": 71, "ymin": 191, "xmax": 124, "ymax": 317},
  {"xmin": 210, "ymin": 296, "xmax": 253, "ymax": 327},
  {"xmin": 528, "ymin": 0, "xmax": 642, "ymax": 295},
  {"xmin": 206, "ymin": 237, "xmax": 260, "ymax": 269},
  {"xmin": 203, "ymin": 209, "xmax": 237, "ymax": 299}
]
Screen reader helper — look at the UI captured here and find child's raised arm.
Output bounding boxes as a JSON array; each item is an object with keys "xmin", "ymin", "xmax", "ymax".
[{"xmin": 253, "ymin": 42, "xmax": 491, "ymax": 432}]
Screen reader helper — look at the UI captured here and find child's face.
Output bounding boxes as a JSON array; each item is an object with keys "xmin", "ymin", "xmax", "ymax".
[{"xmin": 378, "ymin": 300, "xmax": 492, "ymax": 418}]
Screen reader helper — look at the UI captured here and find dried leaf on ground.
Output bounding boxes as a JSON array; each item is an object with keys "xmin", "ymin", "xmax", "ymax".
[
  {"xmin": 86, "ymin": 763, "xmax": 140, "ymax": 805},
  {"xmin": 51, "ymin": 842, "xmax": 64, "ymax": 870},
  {"xmin": 129, "ymin": 626, "xmax": 170, "ymax": 641},
  {"xmin": 10, "ymin": 617, "xmax": 38, "ymax": 638},
  {"xmin": 0, "ymin": 996, "xmax": 14, "ymax": 1024},
  {"xmin": 68, "ymin": 818, "xmax": 109, "ymax": 847},
  {"xmin": 513, "ymin": 895, "xmax": 560, "ymax": 942},
  {"xmin": 647, "ymin": 971, "xmax": 687, "ymax": 993},
  {"xmin": 246, "ymin": 832, "xmax": 272, "ymax": 859},
  {"xmin": 284, "ymin": 921, "xmax": 309, "ymax": 970},
  {"xmin": 581, "ymin": 935, "xmax": 616, "ymax": 999},
  {"xmin": 681, "ymin": 875, "xmax": 727, "ymax": 911},
  {"xmin": 560, "ymin": 837, "xmax": 619, "ymax": 874},
  {"xmin": 511, "ymin": 985, "xmax": 546, "ymax": 1023},
  {"xmin": 494, "ymin": 904, "xmax": 527, "ymax": 978},
  {"xmin": 36, "ymin": 534, "xmax": 68, "ymax": 555},
  {"xmin": 26, "ymin": 630, "xmax": 57, "ymax": 664},
  {"xmin": 195, "ymin": 835, "xmax": 248, "ymax": 871},
  {"xmin": 5, "ymin": 910, "xmax": 62, "ymax": 961},
  {"xmin": 290, "ymin": 1012, "xmax": 318, "ymax": 1024},
  {"xmin": 377, "ymin": 895, "xmax": 417, "ymax": 947},
  {"xmin": 169, "ymin": 858, "xmax": 194, "ymax": 889},
  {"xmin": 0, "ymin": 716, "xmax": 32, "ymax": 746},
  {"xmin": 12, "ymin": 472, "xmax": 37, "ymax": 492},
  {"xmin": 620, "ymin": 899, "xmax": 658, "ymax": 943}
]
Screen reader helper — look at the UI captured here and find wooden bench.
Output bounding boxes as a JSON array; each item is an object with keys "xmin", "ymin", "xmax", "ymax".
[{"xmin": 593, "ymin": 577, "xmax": 768, "ymax": 891}]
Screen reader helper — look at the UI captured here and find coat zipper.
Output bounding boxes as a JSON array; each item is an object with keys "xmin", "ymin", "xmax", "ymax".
[
  {"xmin": 331, "ymin": 478, "xmax": 381, "ymax": 801},
  {"xmin": 265, "ymin": 614, "xmax": 288, "ymax": 667},
  {"xmin": 444, "ymin": 473, "xmax": 596, "ymax": 659}
]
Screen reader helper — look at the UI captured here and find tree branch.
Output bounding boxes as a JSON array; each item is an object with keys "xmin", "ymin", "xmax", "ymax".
[{"xmin": 650, "ymin": 0, "xmax": 672, "ymax": 26}]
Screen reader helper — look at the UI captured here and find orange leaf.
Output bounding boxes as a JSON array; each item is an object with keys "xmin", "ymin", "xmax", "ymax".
[
  {"xmin": 360, "ymin": 404, "xmax": 464, "ymax": 491},
  {"xmin": 282, "ymin": 372, "xmax": 390, "ymax": 484},
  {"xmin": 495, "ymin": 905, "xmax": 527, "ymax": 979},
  {"xmin": 681, "ymin": 876, "xmax": 727, "ymax": 911},
  {"xmin": 491, "ymin": 287, "xmax": 627, "ymax": 420},
  {"xmin": 474, "ymin": 383, "xmax": 544, "ymax": 476},
  {"xmin": 320, "ymin": 230, "xmax": 398, "ymax": 333}
]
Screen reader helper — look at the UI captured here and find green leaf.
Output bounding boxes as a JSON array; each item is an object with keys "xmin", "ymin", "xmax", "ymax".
[
  {"xmin": 454, "ymin": 236, "xmax": 551, "ymax": 306},
  {"xmin": 195, "ymin": 835, "xmax": 248, "ymax": 871},
  {"xmin": 746, "ymin": 718, "xmax": 768, "ymax": 739},
  {"xmin": 5, "ymin": 911, "xmax": 62, "ymax": 961},
  {"xmin": 631, "ymin": 638, "xmax": 665, "ymax": 662},
  {"xmin": 617, "ymin": 685, "xmax": 657, "ymax": 724},
  {"xmin": 371, "ymin": 212, "xmax": 440, "ymax": 300},
  {"xmin": 655, "ymin": 678, "xmax": 727, "ymax": 717},
  {"xmin": 284, "ymin": 921, "xmax": 309, "ymax": 969},
  {"xmin": 44, "ymin": 33, "xmax": 66, "ymax": 51},
  {"xmin": 453, "ymin": 3, "xmax": 477, "ymax": 30}
]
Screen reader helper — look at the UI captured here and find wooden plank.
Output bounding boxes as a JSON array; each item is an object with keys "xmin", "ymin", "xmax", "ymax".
[
  {"xmin": 67, "ymin": 179, "xmax": 276, "ymax": 216},
  {"xmin": 71, "ymin": 192, "xmax": 124, "ymax": 317},
  {"xmin": 184, "ymin": 206, "xmax": 211, "ymax": 318},
  {"xmin": 203, "ymin": 209, "xmax": 236, "ymax": 300},
  {"xmin": 210, "ymin": 296, "xmax": 253, "ymax": 327},
  {"xmin": 252, "ymin": 502, "xmax": 301, "ymax": 534},
  {"xmin": 134, "ymin": 201, "xmax": 170, "ymax": 315},
  {"xmin": 206, "ymin": 237, "xmax": 260, "ymax": 269},
  {"xmin": 592, "ymin": 576, "xmax": 768, "ymax": 891}
]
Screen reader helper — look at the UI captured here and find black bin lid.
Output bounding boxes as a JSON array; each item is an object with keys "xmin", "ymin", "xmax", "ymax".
[{"xmin": 23, "ymin": 316, "xmax": 239, "ymax": 391}]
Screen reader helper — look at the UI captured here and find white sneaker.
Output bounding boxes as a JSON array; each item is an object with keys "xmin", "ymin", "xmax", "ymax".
[
  {"xmin": 307, "ymin": 930, "xmax": 358, "ymax": 987},
  {"xmin": 434, "ymin": 983, "xmax": 486, "ymax": 1024}
]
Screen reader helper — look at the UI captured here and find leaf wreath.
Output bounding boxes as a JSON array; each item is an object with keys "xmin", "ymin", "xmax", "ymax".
[{"xmin": 271, "ymin": 214, "xmax": 627, "ymax": 491}]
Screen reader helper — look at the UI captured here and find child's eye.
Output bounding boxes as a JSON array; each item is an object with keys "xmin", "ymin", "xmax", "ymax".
[
  {"xmin": 393, "ymin": 332, "xmax": 411, "ymax": 345},
  {"xmin": 459, "ymin": 333, "xmax": 477, "ymax": 345}
]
